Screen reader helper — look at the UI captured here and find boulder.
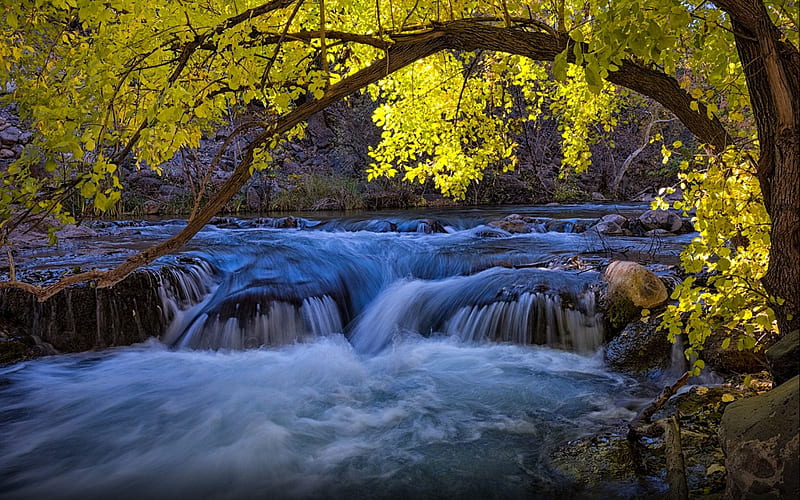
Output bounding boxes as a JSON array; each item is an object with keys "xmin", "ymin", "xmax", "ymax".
[
  {"xmin": 142, "ymin": 200, "xmax": 160, "ymax": 215},
  {"xmin": 702, "ymin": 332, "xmax": 769, "ymax": 375},
  {"xmin": 604, "ymin": 315, "xmax": 674, "ymax": 375},
  {"xmin": 56, "ymin": 224, "xmax": 98, "ymax": 239},
  {"xmin": 603, "ymin": 261, "xmax": 668, "ymax": 328},
  {"xmin": 767, "ymin": 329, "xmax": 800, "ymax": 385},
  {"xmin": 591, "ymin": 214, "xmax": 628, "ymax": 236},
  {"xmin": 488, "ymin": 214, "xmax": 531, "ymax": 234},
  {"xmin": 0, "ymin": 125, "xmax": 21, "ymax": 144},
  {"xmin": 591, "ymin": 192, "xmax": 606, "ymax": 201},
  {"xmin": 639, "ymin": 209, "xmax": 683, "ymax": 233},
  {"xmin": 719, "ymin": 376, "xmax": 799, "ymax": 499}
]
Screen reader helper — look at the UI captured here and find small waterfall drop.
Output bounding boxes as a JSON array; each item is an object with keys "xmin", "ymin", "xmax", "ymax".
[{"xmin": 349, "ymin": 268, "xmax": 604, "ymax": 354}]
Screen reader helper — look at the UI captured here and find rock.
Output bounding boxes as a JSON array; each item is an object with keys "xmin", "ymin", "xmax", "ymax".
[
  {"xmin": 246, "ymin": 186, "xmax": 261, "ymax": 211},
  {"xmin": 591, "ymin": 192, "xmax": 606, "ymax": 201},
  {"xmin": 19, "ymin": 131, "xmax": 33, "ymax": 144},
  {"xmin": 0, "ymin": 148, "xmax": 15, "ymax": 159},
  {"xmin": 158, "ymin": 184, "xmax": 189, "ymax": 198},
  {"xmin": 488, "ymin": 214, "xmax": 531, "ymax": 234},
  {"xmin": 273, "ymin": 216, "xmax": 301, "ymax": 228},
  {"xmin": 142, "ymin": 200, "xmax": 160, "ymax": 215},
  {"xmin": 56, "ymin": 224, "xmax": 98, "ymax": 239},
  {"xmin": 639, "ymin": 209, "xmax": 683, "ymax": 232},
  {"xmin": 545, "ymin": 220, "xmax": 575, "ymax": 233},
  {"xmin": 767, "ymin": 330, "xmax": 800, "ymax": 385},
  {"xmin": 603, "ymin": 261, "xmax": 669, "ymax": 328},
  {"xmin": 0, "ymin": 125, "xmax": 21, "ymax": 144},
  {"xmin": 702, "ymin": 332, "xmax": 769, "ymax": 375},
  {"xmin": 591, "ymin": 214, "xmax": 627, "ymax": 235},
  {"xmin": 0, "ymin": 270, "xmax": 165, "ymax": 353},
  {"xmin": 719, "ymin": 376, "xmax": 799, "ymax": 499},
  {"xmin": 679, "ymin": 218, "xmax": 695, "ymax": 234},
  {"xmin": 604, "ymin": 315, "xmax": 674, "ymax": 375},
  {"xmin": 644, "ymin": 228, "xmax": 672, "ymax": 237}
]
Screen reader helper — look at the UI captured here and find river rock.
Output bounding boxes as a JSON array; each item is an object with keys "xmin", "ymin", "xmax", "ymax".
[
  {"xmin": 142, "ymin": 200, "xmax": 160, "ymax": 215},
  {"xmin": 639, "ymin": 209, "xmax": 683, "ymax": 233},
  {"xmin": 719, "ymin": 376, "xmax": 799, "ymax": 499},
  {"xmin": 0, "ymin": 125, "xmax": 21, "ymax": 144},
  {"xmin": 602, "ymin": 261, "xmax": 668, "ymax": 328},
  {"xmin": 0, "ymin": 148, "xmax": 15, "ymax": 159},
  {"xmin": 767, "ymin": 329, "xmax": 800, "ymax": 385},
  {"xmin": 604, "ymin": 315, "xmax": 673, "ymax": 375},
  {"xmin": 591, "ymin": 214, "xmax": 627, "ymax": 235},
  {"xmin": 488, "ymin": 214, "xmax": 530, "ymax": 234},
  {"xmin": 591, "ymin": 192, "xmax": 606, "ymax": 201},
  {"xmin": 702, "ymin": 332, "xmax": 769, "ymax": 375},
  {"xmin": 0, "ymin": 270, "xmax": 165, "ymax": 353},
  {"xmin": 56, "ymin": 224, "xmax": 98, "ymax": 239}
]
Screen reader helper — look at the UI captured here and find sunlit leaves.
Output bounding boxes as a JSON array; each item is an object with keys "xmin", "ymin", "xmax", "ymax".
[{"xmin": 660, "ymin": 150, "xmax": 777, "ymax": 363}]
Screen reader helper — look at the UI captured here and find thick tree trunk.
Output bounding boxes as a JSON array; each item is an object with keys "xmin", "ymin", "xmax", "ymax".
[{"xmin": 717, "ymin": 0, "xmax": 800, "ymax": 335}]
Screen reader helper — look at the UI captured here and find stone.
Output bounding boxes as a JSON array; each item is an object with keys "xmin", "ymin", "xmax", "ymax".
[
  {"xmin": 719, "ymin": 376, "xmax": 799, "ymax": 499},
  {"xmin": 56, "ymin": 224, "xmax": 98, "ymax": 239},
  {"xmin": 767, "ymin": 329, "xmax": 800, "ymax": 385},
  {"xmin": 639, "ymin": 209, "xmax": 683, "ymax": 232},
  {"xmin": 0, "ymin": 125, "xmax": 21, "ymax": 144},
  {"xmin": 0, "ymin": 148, "xmax": 15, "ymax": 159},
  {"xmin": 591, "ymin": 192, "xmax": 606, "ymax": 201},
  {"xmin": 703, "ymin": 331, "xmax": 769, "ymax": 375},
  {"xmin": 604, "ymin": 315, "xmax": 673, "ymax": 375},
  {"xmin": 644, "ymin": 228, "xmax": 672, "ymax": 237},
  {"xmin": 603, "ymin": 261, "xmax": 669, "ymax": 328},
  {"xmin": 592, "ymin": 214, "xmax": 628, "ymax": 235},
  {"xmin": 488, "ymin": 214, "xmax": 531, "ymax": 234},
  {"xmin": 142, "ymin": 200, "xmax": 160, "ymax": 215}
]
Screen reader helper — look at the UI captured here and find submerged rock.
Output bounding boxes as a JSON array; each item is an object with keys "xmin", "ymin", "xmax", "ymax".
[{"xmin": 719, "ymin": 376, "xmax": 799, "ymax": 499}]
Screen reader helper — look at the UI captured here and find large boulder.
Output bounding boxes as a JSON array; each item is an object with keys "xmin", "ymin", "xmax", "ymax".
[
  {"xmin": 767, "ymin": 329, "xmax": 800, "ymax": 385},
  {"xmin": 719, "ymin": 376, "xmax": 799, "ymax": 499},
  {"xmin": 639, "ymin": 209, "xmax": 683, "ymax": 233},
  {"xmin": 602, "ymin": 261, "xmax": 668, "ymax": 328}
]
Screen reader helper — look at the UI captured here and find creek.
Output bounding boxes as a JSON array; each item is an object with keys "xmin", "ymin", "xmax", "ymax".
[{"xmin": 0, "ymin": 204, "xmax": 691, "ymax": 498}]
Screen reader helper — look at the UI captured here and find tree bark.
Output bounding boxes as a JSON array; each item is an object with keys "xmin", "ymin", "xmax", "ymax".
[{"xmin": 713, "ymin": 0, "xmax": 800, "ymax": 335}]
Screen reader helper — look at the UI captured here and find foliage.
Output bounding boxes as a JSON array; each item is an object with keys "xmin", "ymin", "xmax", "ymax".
[{"xmin": 659, "ymin": 151, "xmax": 778, "ymax": 374}]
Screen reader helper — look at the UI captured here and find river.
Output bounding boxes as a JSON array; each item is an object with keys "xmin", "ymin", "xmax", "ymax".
[{"xmin": 1, "ymin": 203, "xmax": 689, "ymax": 498}]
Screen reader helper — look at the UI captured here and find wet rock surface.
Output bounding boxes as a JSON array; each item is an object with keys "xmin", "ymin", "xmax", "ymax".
[
  {"xmin": 604, "ymin": 315, "xmax": 674, "ymax": 376},
  {"xmin": 0, "ymin": 270, "xmax": 165, "ymax": 358}
]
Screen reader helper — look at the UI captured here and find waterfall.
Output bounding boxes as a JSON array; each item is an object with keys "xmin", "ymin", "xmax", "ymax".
[{"xmin": 348, "ymin": 268, "xmax": 603, "ymax": 354}]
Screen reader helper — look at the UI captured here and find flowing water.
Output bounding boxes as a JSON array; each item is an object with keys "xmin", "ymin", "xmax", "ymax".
[{"xmin": 0, "ymin": 204, "xmax": 690, "ymax": 498}]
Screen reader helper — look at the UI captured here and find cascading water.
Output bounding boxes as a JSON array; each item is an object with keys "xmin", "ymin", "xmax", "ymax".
[{"xmin": 0, "ymin": 205, "xmax": 690, "ymax": 498}]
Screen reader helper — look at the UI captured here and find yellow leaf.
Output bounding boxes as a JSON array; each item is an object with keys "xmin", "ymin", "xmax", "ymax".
[{"xmin": 721, "ymin": 394, "xmax": 735, "ymax": 402}]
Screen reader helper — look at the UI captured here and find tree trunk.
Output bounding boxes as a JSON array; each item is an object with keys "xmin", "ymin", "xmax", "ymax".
[{"xmin": 717, "ymin": 0, "xmax": 800, "ymax": 335}]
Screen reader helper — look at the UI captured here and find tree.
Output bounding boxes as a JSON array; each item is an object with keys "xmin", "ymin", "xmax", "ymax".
[{"xmin": 1, "ymin": 1, "xmax": 797, "ymax": 353}]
